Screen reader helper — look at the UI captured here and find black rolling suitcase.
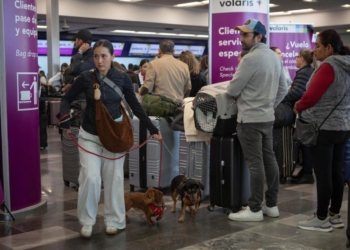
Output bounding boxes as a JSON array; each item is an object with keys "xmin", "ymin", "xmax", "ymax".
[
  {"xmin": 273, "ymin": 126, "xmax": 295, "ymax": 184},
  {"xmin": 62, "ymin": 127, "xmax": 80, "ymax": 190},
  {"xmin": 40, "ymin": 114, "xmax": 48, "ymax": 149},
  {"xmin": 208, "ymin": 134, "xmax": 250, "ymax": 213},
  {"xmin": 39, "ymin": 99, "xmax": 48, "ymax": 149}
]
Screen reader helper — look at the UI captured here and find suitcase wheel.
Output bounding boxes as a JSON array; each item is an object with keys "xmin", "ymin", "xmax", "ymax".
[
  {"xmin": 207, "ymin": 205, "xmax": 214, "ymax": 212},
  {"xmin": 130, "ymin": 185, "xmax": 135, "ymax": 192},
  {"xmin": 64, "ymin": 180, "xmax": 69, "ymax": 186}
]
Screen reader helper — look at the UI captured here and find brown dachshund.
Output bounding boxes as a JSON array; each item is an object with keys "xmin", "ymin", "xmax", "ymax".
[
  {"xmin": 124, "ymin": 188, "xmax": 165, "ymax": 226},
  {"xmin": 170, "ymin": 174, "xmax": 204, "ymax": 222}
]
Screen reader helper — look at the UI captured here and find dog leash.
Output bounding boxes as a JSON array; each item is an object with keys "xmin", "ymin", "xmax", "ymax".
[
  {"xmin": 68, "ymin": 132, "xmax": 157, "ymax": 160},
  {"xmin": 156, "ymin": 118, "xmax": 185, "ymax": 176},
  {"xmin": 68, "ymin": 131, "xmax": 164, "ymax": 188}
]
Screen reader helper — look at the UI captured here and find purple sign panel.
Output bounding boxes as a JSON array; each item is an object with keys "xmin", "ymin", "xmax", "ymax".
[
  {"xmin": 210, "ymin": 1, "xmax": 269, "ymax": 84},
  {"xmin": 270, "ymin": 24, "xmax": 314, "ymax": 80},
  {"xmin": 3, "ymin": 0, "xmax": 41, "ymax": 211}
]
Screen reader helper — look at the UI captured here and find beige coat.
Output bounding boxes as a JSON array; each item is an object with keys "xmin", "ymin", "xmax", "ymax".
[{"xmin": 142, "ymin": 54, "xmax": 191, "ymax": 101}]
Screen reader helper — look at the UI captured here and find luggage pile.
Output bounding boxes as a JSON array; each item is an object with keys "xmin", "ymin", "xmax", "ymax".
[{"xmin": 61, "ymin": 127, "xmax": 80, "ymax": 190}]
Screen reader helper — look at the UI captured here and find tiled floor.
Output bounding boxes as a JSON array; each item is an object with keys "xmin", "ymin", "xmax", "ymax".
[{"xmin": 0, "ymin": 127, "xmax": 349, "ymax": 249}]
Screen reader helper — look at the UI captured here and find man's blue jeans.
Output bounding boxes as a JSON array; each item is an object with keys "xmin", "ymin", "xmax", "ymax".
[{"xmin": 237, "ymin": 122, "xmax": 279, "ymax": 212}]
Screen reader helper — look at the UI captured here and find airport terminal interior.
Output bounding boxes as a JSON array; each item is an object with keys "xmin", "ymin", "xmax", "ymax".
[
  {"xmin": 0, "ymin": 128, "xmax": 348, "ymax": 249},
  {"xmin": 1, "ymin": 0, "xmax": 350, "ymax": 249}
]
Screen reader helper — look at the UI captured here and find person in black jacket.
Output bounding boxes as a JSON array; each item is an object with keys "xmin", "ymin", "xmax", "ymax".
[
  {"xmin": 179, "ymin": 51, "xmax": 207, "ymax": 97},
  {"xmin": 64, "ymin": 29, "xmax": 95, "ymax": 92},
  {"xmin": 59, "ymin": 40, "xmax": 162, "ymax": 239},
  {"xmin": 283, "ymin": 48, "xmax": 318, "ymax": 184},
  {"xmin": 281, "ymin": 49, "xmax": 317, "ymax": 106}
]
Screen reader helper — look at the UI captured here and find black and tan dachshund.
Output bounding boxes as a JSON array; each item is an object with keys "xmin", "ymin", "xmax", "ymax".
[{"xmin": 170, "ymin": 174, "xmax": 205, "ymax": 222}]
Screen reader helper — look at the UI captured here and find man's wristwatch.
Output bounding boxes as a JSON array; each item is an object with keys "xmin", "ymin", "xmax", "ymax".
[{"xmin": 78, "ymin": 51, "xmax": 83, "ymax": 55}]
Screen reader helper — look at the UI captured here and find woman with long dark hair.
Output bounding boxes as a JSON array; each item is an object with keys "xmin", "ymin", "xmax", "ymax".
[{"xmin": 137, "ymin": 59, "xmax": 149, "ymax": 86}]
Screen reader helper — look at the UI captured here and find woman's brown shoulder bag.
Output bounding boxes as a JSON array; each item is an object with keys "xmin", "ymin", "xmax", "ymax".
[{"xmin": 93, "ymin": 74, "xmax": 134, "ymax": 153}]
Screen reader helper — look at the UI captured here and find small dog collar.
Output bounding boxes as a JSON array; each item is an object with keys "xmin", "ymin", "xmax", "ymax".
[{"xmin": 148, "ymin": 204, "xmax": 163, "ymax": 216}]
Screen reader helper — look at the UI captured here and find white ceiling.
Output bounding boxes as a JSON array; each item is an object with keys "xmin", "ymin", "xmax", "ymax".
[{"xmin": 37, "ymin": 0, "xmax": 350, "ymax": 37}]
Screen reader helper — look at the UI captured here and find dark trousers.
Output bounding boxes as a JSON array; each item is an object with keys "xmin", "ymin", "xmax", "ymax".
[
  {"xmin": 237, "ymin": 122, "xmax": 279, "ymax": 212},
  {"xmin": 310, "ymin": 130, "xmax": 350, "ymax": 218},
  {"xmin": 301, "ymin": 144, "xmax": 314, "ymax": 175}
]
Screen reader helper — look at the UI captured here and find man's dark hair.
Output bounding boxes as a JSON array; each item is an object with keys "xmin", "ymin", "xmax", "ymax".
[
  {"xmin": 128, "ymin": 63, "xmax": 134, "ymax": 70},
  {"xmin": 253, "ymin": 32, "xmax": 267, "ymax": 44},
  {"xmin": 159, "ymin": 39, "xmax": 174, "ymax": 53}
]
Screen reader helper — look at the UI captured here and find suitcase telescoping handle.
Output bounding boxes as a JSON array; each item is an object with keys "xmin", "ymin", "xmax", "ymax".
[{"xmin": 220, "ymin": 160, "xmax": 225, "ymax": 185}]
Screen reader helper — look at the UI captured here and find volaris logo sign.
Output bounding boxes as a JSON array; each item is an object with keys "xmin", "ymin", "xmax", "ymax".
[
  {"xmin": 269, "ymin": 24, "xmax": 310, "ymax": 33},
  {"xmin": 213, "ymin": 0, "xmax": 268, "ymax": 13},
  {"xmin": 219, "ymin": 0, "xmax": 254, "ymax": 7}
]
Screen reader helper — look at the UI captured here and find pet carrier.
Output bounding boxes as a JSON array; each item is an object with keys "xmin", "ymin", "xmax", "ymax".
[{"xmin": 193, "ymin": 82, "xmax": 238, "ymax": 136}]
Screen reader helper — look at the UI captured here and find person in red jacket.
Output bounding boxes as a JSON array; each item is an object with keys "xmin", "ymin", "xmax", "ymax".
[{"xmin": 294, "ymin": 29, "xmax": 350, "ymax": 233}]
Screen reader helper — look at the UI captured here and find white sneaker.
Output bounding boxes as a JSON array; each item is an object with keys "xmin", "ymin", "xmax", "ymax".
[
  {"xmin": 329, "ymin": 214, "xmax": 344, "ymax": 228},
  {"xmin": 262, "ymin": 203, "xmax": 279, "ymax": 218},
  {"xmin": 80, "ymin": 225, "xmax": 92, "ymax": 238},
  {"xmin": 106, "ymin": 226, "xmax": 118, "ymax": 235},
  {"xmin": 228, "ymin": 207, "xmax": 263, "ymax": 222}
]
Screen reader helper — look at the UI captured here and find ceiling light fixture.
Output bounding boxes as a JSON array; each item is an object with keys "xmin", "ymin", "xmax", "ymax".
[
  {"xmin": 347, "ymin": 30, "xmax": 350, "ymax": 32},
  {"xmin": 137, "ymin": 31, "xmax": 157, "ymax": 35},
  {"xmin": 270, "ymin": 8, "xmax": 314, "ymax": 15},
  {"xmin": 110, "ymin": 30, "xmax": 207, "ymax": 38},
  {"xmin": 289, "ymin": 8, "xmax": 314, "ymax": 13},
  {"xmin": 270, "ymin": 11, "xmax": 291, "ymax": 16},
  {"xmin": 118, "ymin": 0, "xmax": 144, "ymax": 2},
  {"xmin": 178, "ymin": 34, "xmax": 196, "ymax": 37},
  {"xmin": 342, "ymin": 4, "xmax": 350, "ymax": 8},
  {"xmin": 37, "ymin": 25, "xmax": 47, "ymax": 29},
  {"xmin": 158, "ymin": 32, "xmax": 177, "ymax": 36},
  {"xmin": 269, "ymin": 3, "xmax": 279, "ymax": 7},
  {"xmin": 111, "ymin": 30, "xmax": 136, "ymax": 33},
  {"xmin": 175, "ymin": 1, "xmax": 209, "ymax": 7}
]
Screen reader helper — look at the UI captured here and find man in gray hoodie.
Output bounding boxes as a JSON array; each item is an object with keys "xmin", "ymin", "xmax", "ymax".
[{"xmin": 227, "ymin": 19, "xmax": 288, "ymax": 222}]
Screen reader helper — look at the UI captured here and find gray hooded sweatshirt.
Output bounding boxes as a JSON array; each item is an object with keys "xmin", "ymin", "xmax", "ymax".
[
  {"xmin": 302, "ymin": 55, "xmax": 350, "ymax": 131},
  {"xmin": 227, "ymin": 43, "xmax": 288, "ymax": 123}
]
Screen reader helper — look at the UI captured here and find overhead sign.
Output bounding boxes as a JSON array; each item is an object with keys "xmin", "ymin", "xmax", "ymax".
[
  {"xmin": 174, "ymin": 45, "xmax": 190, "ymax": 56},
  {"xmin": 59, "ymin": 41, "xmax": 75, "ymax": 55},
  {"xmin": 210, "ymin": 0, "xmax": 269, "ymax": 84},
  {"xmin": 148, "ymin": 44, "xmax": 159, "ymax": 56},
  {"xmin": 189, "ymin": 46, "xmax": 205, "ymax": 57},
  {"xmin": 129, "ymin": 43, "xmax": 150, "ymax": 56},
  {"xmin": 128, "ymin": 43, "xmax": 205, "ymax": 57},
  {"xmin": 38, "ymin": 40, "xmax": 124, "ymax": 56},
  {"xmin": 270, "ymin": 24, "xmax": 314, "ymax": 80}
]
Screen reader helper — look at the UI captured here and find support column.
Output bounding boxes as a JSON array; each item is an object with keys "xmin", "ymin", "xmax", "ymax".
[
  {"xmin": 0, "ymin": 0, "xmax": 46, "ymax": 219},
  {"xmin": 209, "ymin": 1, "xmax": 270, "ymax": 84},
  {"xmin": 46, "ymin": 0, "xmax": 60, "ymax": 78}
]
